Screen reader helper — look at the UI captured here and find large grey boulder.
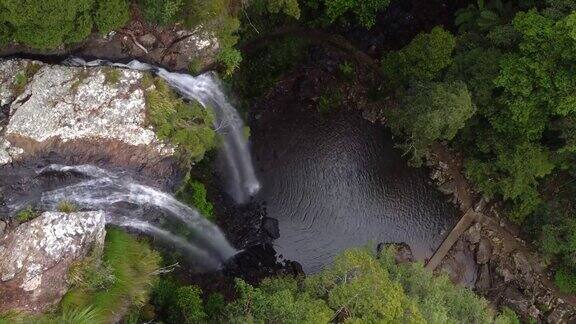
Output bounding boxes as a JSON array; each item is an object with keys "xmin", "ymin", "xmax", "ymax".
[
  {"xmin": 0, "ymin": 59, "xmax": 178, "ymax": 184},
  {"xmin": 1, "ymin": 59, "xmax": 173, "ymax": 159},
  {"xmin": 0, "ymin": 211, "xmax": 106, "ymax": 313}
]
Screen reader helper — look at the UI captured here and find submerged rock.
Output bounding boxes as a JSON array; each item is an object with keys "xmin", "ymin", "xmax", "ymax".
[{"xmin": 0, "ymin": 211, "xmax": 106, "ymax": 313}]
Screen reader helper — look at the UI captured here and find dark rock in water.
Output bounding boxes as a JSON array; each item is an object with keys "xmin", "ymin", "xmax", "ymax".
[
  {"xmin": 378, "ymin": 242, "xmax": 414, "ymax": 264},
  {"xmin": 224, "ymin": 243, "xmax": 292, "ymax": 285},
  {"xmin": 290, "ymin": 261, "xmax": 305, "ymax": 277},
  {"xmin": 262, "ymin": 217, "xmax": 280, "ymax": 240}
]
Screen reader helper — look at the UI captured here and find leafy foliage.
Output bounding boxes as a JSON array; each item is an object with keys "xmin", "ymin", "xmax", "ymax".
[
  {"xmin": 151, "ymin": 278, "xmax": 208, "ymax": 323},
  {"xmin": 382, "ymin": 26, "xmax": 456, "ymax": 86},
  {"xmin": 388, "ymin": 81, "xmax": 475, "ymax": 165},
  {"xmin": 303, "ymin": 0, "xmax": 390, "ymax": 28},
  {"xmin": 0, "ymin": 0, "xmax": 129, "ymax": 49},
  {"xmin": 93, "ymin": 0, "xmax": 130, "ymax": 34},
  {"xmin": 175, "ymin": 286, "xmax": 207, "ymax": 323},
  {"xmin": 176, "ymin": 176, "xmax": 215, "ymax": 220},
  {"xmin": 145, "ymin": 76, "xmax": 217, "ymax": 164},
  {"xmin": 226, "ymin": 277, "xmax": 333, "ymax": 323},
  {"xmin": 218, "ymin": 47, "xmax": 243, "ymax": 76},
  {"xmin": 226, "ymin": 248, "xmax": 497, "ymax": 323},
  {"xmin": 140, "ymin": 0, "xmax": 184, "ymax": 25}
]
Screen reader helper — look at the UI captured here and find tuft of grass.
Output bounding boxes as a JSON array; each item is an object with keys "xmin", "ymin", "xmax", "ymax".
[
  {"xmin": 57, "ymin": 200, "xmax": 78, "ymax": 213},
  {"xmin": 61, "ymin": 228, "xmax": 161, "ymax": 322},
  {"xmin": 103, "ymin": 67, "xmax": 121, "ymax": 85},
  {"xmin": 555, "ymin": 267, "xmax": 576, "ymax": 294},
  {"xmin": 14, "ymin": 206, "xmax": 39, "ymax": 223},
  {"xmin": 187, "ymin": 57, "xmax": 203, "ymax": 75},
  {"xmin": 71, "ymin": 69, "xmax": 90, "ymax": 93},
  {"xmin": 338, "ymin": 61, "xmax": 354, "ymax": 80},
  {"xmin": 11, "ymin": 72, "xmax": 27, "ymax": 95},
  {"xmin": 68, "ymin": 252, "xmax": 116, "ymax": 293},
  {"xmin": 145, "ymin": 77, "xmax": 217, "ymax": 164},
  {"xmin": 0, "ymin": 306, "xmax": 101, "ymax": 324}
]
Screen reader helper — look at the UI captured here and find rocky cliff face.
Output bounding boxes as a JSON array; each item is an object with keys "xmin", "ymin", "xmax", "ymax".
[
  {"xmin": 0, "ymin": 211, "xmax": 106, "ymax": 313},
  {"xmin": 0, "ymin": 59, "xmax": 178, "ymax": 185}
]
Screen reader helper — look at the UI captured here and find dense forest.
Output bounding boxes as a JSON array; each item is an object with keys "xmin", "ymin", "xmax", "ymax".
[{"xmin": 1, "ymin": 0, "xmax": 576, "ymax": 323}]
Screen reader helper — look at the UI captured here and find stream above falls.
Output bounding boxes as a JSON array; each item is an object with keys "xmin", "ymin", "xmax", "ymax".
[{"xmin": 252, "ymin": 104, "xmax": 459, "ymax": 273}]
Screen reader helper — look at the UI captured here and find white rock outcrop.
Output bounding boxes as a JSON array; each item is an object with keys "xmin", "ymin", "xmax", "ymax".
[
  {"xmin": 0, "ymin": 59, "xmax": 173, "ymax": 166},
  {"xmin": 0, "ymin": 211, "xmax": 106, "ymax": 313}
]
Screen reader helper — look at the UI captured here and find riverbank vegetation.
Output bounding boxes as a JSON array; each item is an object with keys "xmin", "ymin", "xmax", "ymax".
[
  {"xmin": 144, "ymin": 75, "xmax": 216, "ymax": 164},
  {"xmin": 141, "ymin": 247, "xmax": 518, "ymax": 323}
]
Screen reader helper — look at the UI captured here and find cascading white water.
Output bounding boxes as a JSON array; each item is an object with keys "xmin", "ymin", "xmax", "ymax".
[
  {"xmin": 65, "ymin": 58, "xmax": 260, "ymax": 204},
  {"xmin": 38, "ymin": 164, "xmax": 236, "ymax": 270}
]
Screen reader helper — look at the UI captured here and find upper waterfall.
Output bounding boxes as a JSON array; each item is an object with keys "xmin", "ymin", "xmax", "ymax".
[{"xmin": 65, "ymin": 58, "xmax": 260, "ymax": 204}]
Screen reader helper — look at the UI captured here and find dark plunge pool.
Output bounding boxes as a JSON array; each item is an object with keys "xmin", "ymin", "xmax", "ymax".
[{"xmin": 252, "ymin": 103, "xmax": 459, "ymax": 273}]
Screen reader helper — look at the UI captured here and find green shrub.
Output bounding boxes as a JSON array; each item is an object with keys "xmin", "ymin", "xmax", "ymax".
[
  {"xmin": 57, "ymin": 200, "xmax": 78, "ymax": 213},
  {"xmin": 218, "ymin": 47, "xmax": 243, "ymax": 76},
  {"xmin": 11, "ymin": 72, "xmax": 27, "ymax": 95},
  {"xmin": 204, "ymin": 293, "xmax": 225, "ymax": 319},
  {"xmin": 145, "ymin": 77, "xmax": 217, "ymax": 163},
  {"xmin": 93, "ymin": 0, "xmax": 130, "ymax": 34},
  {"xmin": 176, "ymin": 177, "xmax": 214, "ymax": 220},
  {"xmin": 387, "ymin": 81, "xmax": 475, "ymax": 165},
  {"xmin": 227, "ymin": 247, "xmax": 495, "ymax": 323},
  {"xmin": 140, "ymin": 0, "xmax": 183, "ymax": 26},
  {"xmin": 61, "ymin": 228, "xmax": 161, "ymax": 321},
  {"xmin": 151, "ymin": 278, "xmax": 208, "ymax": 323},
  {"xmin": 0, "ymin": 306, "xmax": 102, "ymax": 324},
  {"xmin": 554, "ymin": 267, "xmax": 576, "ymax": 294},
  {"xmin": 303, "ymin": 0, "xmax": 390, "ymax": 28},
  {"xmin": 338, "ymin": 60, "xmax": 354, "ymax": 80},
  {"xmin": 495, "ymin": 307, "xmax": 521, "ymax": 324},
  {"xmin": 231, "ymin": 35, "xmax": 308, "ymax": 102},
  {"xmin": 11, "ymin": 62, "xmax": 42, "ymax": 96},
  {"xmin": 382, "ymin": 26, "xmax": 456, "ymax": 86},
  {"xmin": 0, "ymin": 0, "xmax": 95, "ymax": 49},
  {"xmin": 14, "ymin": 206, "xmax": 39, "ymax": 223},
  {"xmin": 175, "ymin": 285, "xmax": 206, "ymax": 323}
]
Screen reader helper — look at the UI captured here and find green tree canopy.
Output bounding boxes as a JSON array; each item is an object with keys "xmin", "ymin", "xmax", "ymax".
[
  {"xmin": 387, "ymin": 81, "xmax": 475, "ymax": 165},
  {"xmin": 0, "ymin": 0, "xmax": 129, "ymax": 48},
  {"xmin": 225, "ymin": 248, "xmax": 506, "ymax": 323},
  {"xmin": 382, "ymin": 26, "xmax": 456, "ymax": 86}
]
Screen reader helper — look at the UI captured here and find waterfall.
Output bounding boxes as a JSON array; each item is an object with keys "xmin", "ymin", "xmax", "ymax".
[
  {"xmin": 65, "ymin": 58, "xmax": 260, "ymax": 204},
  {"xmin": 38, "ymin": 164, "xmax": 236, "ymax": 271}
]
